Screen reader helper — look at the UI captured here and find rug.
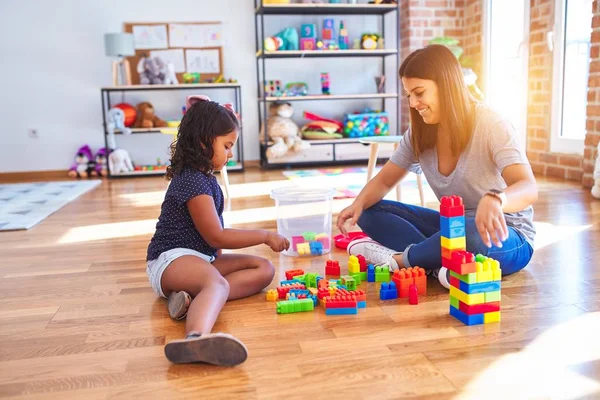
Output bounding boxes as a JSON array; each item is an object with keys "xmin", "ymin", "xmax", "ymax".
[
  {"xmin": 282, "ymin": 167, "xmax": 430, "ymax": 199},
  {"xmin": 0, "ymin": 180, "xmax": 102, "ymax": 231}
]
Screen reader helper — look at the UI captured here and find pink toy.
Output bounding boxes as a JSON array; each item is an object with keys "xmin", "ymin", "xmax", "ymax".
[
  {"xmin": 68, "ymin": 145, "xmax": 95, "ymax": 179},
  {"xmin": 300, "ymin": 38, "xmax": 316, "ymax": 50}
]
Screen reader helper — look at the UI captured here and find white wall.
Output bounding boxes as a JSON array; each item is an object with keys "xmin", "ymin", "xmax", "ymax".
[{"xmin": 0, "ymin": 0, "xmax": 397, "ymax": 172}]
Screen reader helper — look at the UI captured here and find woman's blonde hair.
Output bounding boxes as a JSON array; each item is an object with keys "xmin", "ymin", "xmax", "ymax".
[{"xmin": 399, "ymin": 44, "xmax": 475, "ymax": 158}]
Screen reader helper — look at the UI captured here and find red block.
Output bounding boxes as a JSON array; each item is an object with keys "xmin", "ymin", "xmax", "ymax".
[
  {"xmin": 392, "ymin": 269, "xmax": 412, "ymax": 298},
  {"xmin": 318, "ymin": 279, "xmax": 329, "ymax": 289},
  {"xmin": 277, "ymin": 283, "xmax": 305, "ymax": 299},
  {"xmin": 324, "ymin": 295, "xmax": 357, "ymax": 309},
  {"xmin": 408, "ymin": 284, "xmax": 418, "ymax": 305},
  {"xmin": 412, "ymin": 267, "xmax": 427, "ymax": 296},
  {"xmin": 357, "ymin": 254, "xmax": 367, "ymax": 272},
  {"xmin": 449, "ymin": 275, "xmax": 461, "ymax": 288},
  {"xmin": 440, "ymin": 195, "xmax": 465, "ymax": 217},
  {"xmin": 458, "ymin": 300, "xmax": 500, "ymax": 315},
  {"xmin": 348, "ymin": 289, "xmax": 366, "ymax": 302},
  {"xmin": 442, "ymin": 251, "xmax": 477, "ymax": 274},
  {"xmin": 325, "ymin": 260, "xmax": 340, "ymax": 277},
  {"xmin": 285, "ymin": 269, "xmax": 304, "ymax": 281},
  {"xmin": 317, "ymin": 287, "xmax": 331, "ymax": 300}
]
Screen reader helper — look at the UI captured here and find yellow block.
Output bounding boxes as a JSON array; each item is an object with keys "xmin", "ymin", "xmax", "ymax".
[
  {"xmin": 476, "ymin": 260, "xmax": 493, "ymax": 283},
  {"xmin": 297, "ymin": 243, "xmax": 310, "ymax": 255},
  {"xmin": 348, "ymin": 255, "xmax": 360, "ymax": 273},
  {"xmin": 266, "ymin": 289, "xmax": 278, "ymax": 302},
  {"xmin": 491, "ymin": 259, "xmax": 502, "ymax": 281},
  {"xmin": 316, "ymin": 233, "xmax": 329, "ymax": 239},
  {"xmin": 484, "ymin": 311, "xmax": 501, "ymax": 323},
  {"xmin": 449, "ymin": 286, "xmax": 485, "ymax": 305},
  {"xmin": 441, "ymin": 236, "xmax": 466, "ymax": 250}
]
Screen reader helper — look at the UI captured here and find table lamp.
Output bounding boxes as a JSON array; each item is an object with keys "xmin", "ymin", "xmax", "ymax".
[{"xmin": 104, "ymin": 33, "xmax": 135, "ymax": 86}]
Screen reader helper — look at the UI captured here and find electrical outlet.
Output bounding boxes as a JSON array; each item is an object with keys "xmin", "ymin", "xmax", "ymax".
[{"xmin": 28, "ymin": 129, "xmax": 39, "ymax": 139}]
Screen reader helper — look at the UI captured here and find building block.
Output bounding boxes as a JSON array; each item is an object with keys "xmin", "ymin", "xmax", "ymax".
[
  {"xmin": 308, "ymin": 287, "xmax": 318, "ymax": 296},
  {"xmin": 485, "ymin": 290, "xmax": 501, "ymax": 302},
  {"xmin": 277, "ymin": 283, "xmax": 306, "ymax": 299},
  {"xmin": 440, "ymin": 215, "xmax": 466, "ymax": 238},
  {"xmin": 358, "ymin": 272, "xmax": 367, "ymax": 282},
  {"xmin": 266, "ymin": 289, "xmax": 278, "ymax": 301},
  {"xmin": 450, "ymin": 270, "xmax": 477, "ymax": 284},
  {"xmin": 367, "ymin": 264, "xmax": 375, "ymax": 282},
  {"xmin": 293, "ymin": 275, "xmax": 306, "ymax": 283},
  {"xmin": 277, "ymin": 298, "xmax": 314, "ymax": 314},
  {"xmin": 349, "ymin": 289, "xmax": 366, "ymax": 303},
  {"xmin": 285, "ymin": 269, "xmax": 304, "ymax": 281},
  {"xmin": 301, "ymin": 23, "xmax": 317, "ymax": 38},
  {"xmin": 458, "ymin": 300, "xmax": 500, "ymax": 315},
  {"xmin": 484, "ymin": 311, "xmax": 501, "ymax": 323},
  {"xmin": 442, "ymin": 250, "xmax": 477, "ymax": 275},
  {"xmin": 325, "ymin": 307, "xmax": 358, "ymax": 315},
  {"xmin": 292, "ymin": 236, "xmax": 305, "ymax": 251},
  {"xmin": 408, "ymin": 284, "xmax": 418, "ymax": 305},
  {"xmin": 441, "ymin": 236, "xmax": 467, "ymax": 250},
  {"xmin": 279, "ymin": 279, "xmax": 302, "ymax": 286},
  {"xmin": 450, "ymin": 277, "xmax": 501, "ymax": 294},
  {"xmin": 318, "ymin": 278, "xmax": 329, "ymax": 289},
  {"xmin": 325, "ymin": 260, "xmax": 341, "ymax": 277},
  {"xmin": 449, "ymin": 295, "xmax": 460, "ymax": 309},
  {"xmin": 323, "ymin": 294, "xmax": 357, "ymax": 309},
  {"xmin": 288, "ymin": 289, "xmax": 310, "ymax": 300},
  {"xmin": 340, "ymin": 275, "xmax": 356, "ymax": 290},
  {"xmin": 303, "ymin": 231, "xmax": 317, "ymax": 241},
  {"xmin": 357, "ymin": 254, "xmax": 367, "ymax": 272},
  {"xmin": 392, "ymin": 269, "xmax": 412, "ymax": 298},
  {"xmin": 348, "ymin": 255, "xmax": 360, "ymax": 274},
  {"xmin": 449, "ymin": 305, "xmax": 484, "ymax": 325},
  {"xmin": 316, "ymin": 233, "xmax": 330, "ymax": 249},
  {"xmin": 349, "ymin": 272, "xmax": 362, "ymax": 285},
  {"xmin": 300, "ymin": 37, "xmax": 316, "ymax": 50},
  {"xmin": 379, "ymin": 282, "xmax": 398, "ymax": 300},
  {"xmin": 411, "ymin": 267, "xmax": 427, "ymax": 296},
  {"xmin": 309, "ymin": 241, "xmax": 323, "ymax": 255},
  {"xmin": 440, "ymin": 195, "xmax": 465, "ymax": 217},
  {"xmin": 297, "ymin": 242, "xmax": 310, "ymax": 255},
  {"xmin": 357, "ymin": 301, "xmax": 366, "ymax": 308},
  {"xmin": 305, "ymin": 273, "xmax": 319, "ymax": 288},
  {"xmin": 375, "ymin": 266, "xmax": 390, "ymax": 282},
  {"xmin": 449, "ymin": 286, "xmax": 485, "ymax": 305}
]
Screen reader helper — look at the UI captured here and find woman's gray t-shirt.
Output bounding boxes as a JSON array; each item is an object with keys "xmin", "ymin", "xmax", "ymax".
[{"xmin": 390, "ymin": 103, "xmax": 536, "ymax": 248}]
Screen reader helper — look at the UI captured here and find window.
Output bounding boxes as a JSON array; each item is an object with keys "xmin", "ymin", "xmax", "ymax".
[{"xmin": 550, "ymin": 0, "xmax": 594, "ymax": 154}]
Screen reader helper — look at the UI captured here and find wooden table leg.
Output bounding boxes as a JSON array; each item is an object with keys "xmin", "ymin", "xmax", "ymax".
[
  {"xmin": 220, "ymin": 167, "xmax": 230, "ymax": 199},
  {"xmin": 366, "ymin": 143, "xmax": 380, "ymax": 182}
]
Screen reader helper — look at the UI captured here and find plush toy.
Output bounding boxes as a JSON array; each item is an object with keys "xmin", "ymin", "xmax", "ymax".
[
  {"xmin": 163, "ymin": 62, "xmax": 178, "ymax": 84},
  {"xmin": 263, "ymin": 102, "xmax": 309, "ymax": 159},
  {"xmin": 106, "ymin": 107, "xmax": 131, "ymax": 149},
  {"xmin": 134, "ymin": 102, "xmax": 168, "ymax": 129},
  {"xmin": 94, "ymin": 148, "xmax": 109, "ymax": 177},
  {"xmin": 592, "ymin": 142, "xmax": 600, "ymax": 199},
  {"xmin": 137, "ymin": 56, "xmax": 164, "ymax": 85},
  {"xmin": 68, "ymin": 145, "xmax": 95, "ymax": 178},
  {"xmin": 109, "ymin": 148, "xmax": 134, "ymax": 175}
]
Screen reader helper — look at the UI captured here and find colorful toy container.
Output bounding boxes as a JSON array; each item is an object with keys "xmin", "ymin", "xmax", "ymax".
[
  {"xmin": 343, "ymin": 111, "xmax": 389, "ymax": 138},
  {"xmin": 270, "ymin": 187, "xmax": 335, "ymax": 257}
]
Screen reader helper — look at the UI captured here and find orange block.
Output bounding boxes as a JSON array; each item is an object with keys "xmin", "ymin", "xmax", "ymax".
[
  {"xmin": 392, "ymin": 269, "xmax": 412, "ymax": 298},
  {"xmin": 411, "ymin": 266, "xmax": 427, "ymax": 296}
]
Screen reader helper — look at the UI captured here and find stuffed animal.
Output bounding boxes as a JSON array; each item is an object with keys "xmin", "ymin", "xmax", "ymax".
[
  {"xmin": 263, "ymin": 102, "xmax": 309, "ymax": 159},
  {"xmin": 134, "ymin": 102, "xmax": 168, "ymax": 128},
  {"xmin": 68, "ymin": 145, "xmax": 95, "ymax": 178},
  {"xmin": 109, "ymin": 148, "xmax": 134, "ymax": 175},
  {"xmin": 106, "ymin": 107, "xmax": 131, "ymax": 149},
  {"xmin": 592, "ymin": 141, "xmax": 600, "ymax": 199},
  {"xmin": 137, "ymin": 56, "xmax": 164, "ymax": 85},
  {"xmin": 163, "ymin": 62, "xmax": 178, "ymax": 85},
  {"xmin": 95, "ymin": 148, "xmax": 109, "ymax": 177}
]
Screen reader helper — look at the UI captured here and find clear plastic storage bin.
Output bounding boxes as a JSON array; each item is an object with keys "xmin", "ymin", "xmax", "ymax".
[{"xmin": 270, "ymin": 187, "xmax": 335, "ymax": 257}]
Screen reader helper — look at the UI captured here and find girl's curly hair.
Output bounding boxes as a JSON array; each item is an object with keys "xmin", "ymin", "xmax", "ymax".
[{"xmin": 166, "ymin": 100, "xmax": 239, "ymax": 180}]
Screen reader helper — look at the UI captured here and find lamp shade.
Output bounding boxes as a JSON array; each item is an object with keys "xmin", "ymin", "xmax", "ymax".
[{"xmin": 104, "ymin": 33, "xmax": 135, "ymax": 57}]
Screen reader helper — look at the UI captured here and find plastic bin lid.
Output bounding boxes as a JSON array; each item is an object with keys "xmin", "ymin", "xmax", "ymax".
[{"xmin": 270, "ymin": 187, "xmax": 335, "ymax": 202}]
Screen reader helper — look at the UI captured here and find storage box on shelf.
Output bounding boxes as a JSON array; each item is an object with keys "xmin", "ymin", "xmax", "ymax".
[
  {"xmin": 254, "ymin": 0, "xmax": 401, "ymax": 169},
  {"xmin": 100, "ymin": 83, "xmax": 245, "ymax": 178}
]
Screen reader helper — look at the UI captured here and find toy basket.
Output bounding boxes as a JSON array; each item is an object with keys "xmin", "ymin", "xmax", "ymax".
[
  {"xmin": 343, "ymin": 111, "xmax": 389, "ymax": 138},
  {"xmin": 270, "ymin": 187, "xmax": 335, "ymax": 257}
]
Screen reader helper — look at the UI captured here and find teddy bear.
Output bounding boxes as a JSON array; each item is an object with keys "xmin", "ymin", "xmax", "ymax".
[
  {"xmin": 263, "ymin": 102, "xmax": 309, "ymax": 159},
  {"xmin": 592, "ymin": 142, "xmax": 600, "ymax": 199},
  {"xmin": 68, "ymin": 145, "xmax": 95, "ymax": 178},
  {"xmin": 134, "ymin": 102, "xmax": 168, "ymax": 129}
]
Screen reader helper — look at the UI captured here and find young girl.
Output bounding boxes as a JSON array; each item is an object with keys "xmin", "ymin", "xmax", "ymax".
[
  {"xmin": 146, "ymin": 95, "xmax": 289, "ymax": 367},
  {"xmin": 337, "ymin": 44, "xmax": 538, "ymax": 287}
]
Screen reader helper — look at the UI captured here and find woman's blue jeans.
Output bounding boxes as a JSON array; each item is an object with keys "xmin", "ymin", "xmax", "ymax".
[{"xmin": 357, "ymin": 200, "xmax": 533, "ymax": 275}]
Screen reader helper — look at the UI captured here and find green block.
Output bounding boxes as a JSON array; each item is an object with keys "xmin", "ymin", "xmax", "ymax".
[
  {"xmin": 341, "ymin": 275, "xmax": 356, "ymax": 290},
  {"xmin": 359, "ymin": 272, "xmax": 367, "ymax": 281},
  {"xmin": 475, "ymin": 254, "xmax": 487, "ymax": 263},
  {"xmin": 305, "ymin": 272, "xmax": 318, "ymax": 288},
  {"xmin": 276, "ymin": 298, "xmax": 314, "ymax": 314},
  {"xmin": 485, "ymin": 290, "xmax": 501, "ymax": 302},
  {"xmin": 329, "ymin": 279, "xmax": 338, "ymax": 288},
  {"xmin": 449, "ymin": 296, "xmax": 460, "ymax": 309},
  {"xmin": 374, "ymin": 266, "xmax": 390, "ymax": 282},
  {"xmin": 349, "ymin": 272, "xmax": 362, "ymax": 285},
  {"xmin": 294, "ymin": 274, "xmax": 306, "ymax": 283},
  {"xmin": 450, "ymin": 270, "xmax": 477, "ymax": 284},
  {"xmin": 302, "ymin": 231, "xmax": 317, "ymax": 241}
]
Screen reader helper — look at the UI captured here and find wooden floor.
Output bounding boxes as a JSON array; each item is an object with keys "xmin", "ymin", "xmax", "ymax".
[{"xmin": 1, "ymin": 167, "xmax": 600, "ymax": 399}]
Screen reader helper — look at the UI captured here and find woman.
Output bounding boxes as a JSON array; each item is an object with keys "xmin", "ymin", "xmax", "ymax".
[{"xmin": 337, "ymin": 44, "xmax": 537, "ymax": 288}]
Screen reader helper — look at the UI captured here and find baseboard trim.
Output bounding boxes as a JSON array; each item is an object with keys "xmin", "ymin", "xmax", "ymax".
[{"xmin": 0, "ymin": 170, "xmax": 71, "ymax": 183}]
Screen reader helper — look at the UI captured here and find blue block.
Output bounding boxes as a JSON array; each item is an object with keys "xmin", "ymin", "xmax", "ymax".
[
  {"xmin": 440, "ymin": 216, "xmax": 466, "ymax": 238},
  {"xmin": 300, "ymin": 23, "xmax": 316, "ymax": 38},
  {"xmin": 325, "ymin": 307, "xmax": 358, "ymax": 315},
  {"xmin": 316, "ymin": 276, "xmax": 322, "ymax": 287},
  {"xmin": 460, "ymin": 280, "xmax": 501, "ymax": 294},
  {"xmin": 367, "ymin": 264, "xmax": 375, "ymax": 282},
  {"xmin": 379, "ymin": 282, "xmax": 398, "ymax": 300},
  {"xmin": 288, "ymin": 289, "xmax": 310, "ymax": 298},
  {"xmin": 450, "ymin": 305, "xmax": 484, "ymax": 325},
  {"xmin": 357, "ymin": 301, "xmax": 366, "ymax": 308},
  {"xmin": 279, "ymin": 279, "xmax": 302, "ymax": 285},
  {"xmin": 308, "ymin": 294, "xmax": 318, "ymax": 307},
  {"xmin": 336, "ymin": 284, "xmax": 347, "ymax": 290},
  {"xmin": 310, "ymin": 241, "xmax": 323, "ymax": 255}
]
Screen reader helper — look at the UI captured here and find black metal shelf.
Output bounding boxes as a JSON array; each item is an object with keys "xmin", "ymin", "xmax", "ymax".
[
  {"xmin": 256, "ymin": 49, "xmax": 397, "ymax": 58},
  {"xmin": 256, "ymin": 3, "xmax": 398, "ymax": 15}
]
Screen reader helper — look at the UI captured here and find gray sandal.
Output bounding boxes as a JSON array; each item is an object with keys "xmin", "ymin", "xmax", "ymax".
[
  {"xmin": 167, "ymin": 291, "xmax": 191, "ymax": 320},
  {"xmin": 164, "ymin": 332, "xmax": 248, "ymax": 366}
]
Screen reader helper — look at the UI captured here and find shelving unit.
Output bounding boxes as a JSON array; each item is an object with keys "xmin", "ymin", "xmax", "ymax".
[
  {"xmin": 100, "ymin": 83, "xmax": 245, "ymax": 178},
  {"xmin": 254, "ymin": 1, "xmax": 401, "ymax": 169}
]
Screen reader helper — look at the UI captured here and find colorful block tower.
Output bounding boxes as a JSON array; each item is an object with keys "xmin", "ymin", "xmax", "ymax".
[{"xmin": 440, "ymin": 196, "xmax": 501, "ymax": 325}]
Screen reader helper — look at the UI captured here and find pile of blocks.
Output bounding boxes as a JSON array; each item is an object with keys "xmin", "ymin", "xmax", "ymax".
[
  {"xmin": 440, "ymin": 195, "xmax": 502, "ymax": 325},
  {"xmin": 292, "ymin": 232, "xmax": 330, "ymax": 256}
]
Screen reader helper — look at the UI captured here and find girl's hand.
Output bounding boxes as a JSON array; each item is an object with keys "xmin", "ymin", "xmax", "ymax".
[
  {"xmin": 475, "ymin": 195, "xmax": 509, "ymax": 248},
  {"xmin": 265, "ymin": 232, "xmax": 290, "ymax": 252},
  {"xmin": 337, "ymin": 202, "xmax": 364, "ymax": 235}
]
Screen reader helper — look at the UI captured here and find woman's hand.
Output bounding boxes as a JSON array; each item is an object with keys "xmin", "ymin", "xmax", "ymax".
[
  {"xmin": 475, "ymin": 195, "xmax": 508, "ymax": 248},
  {"xmin": 265, "ymin": 231, "xmax": 290, "ymax": 252},
  {"xmin": 337, "ymin": 201, "xmax": 364, "ymax": 235}
]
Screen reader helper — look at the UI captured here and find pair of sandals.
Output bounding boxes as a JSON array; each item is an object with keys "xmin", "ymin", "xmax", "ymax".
[{"xmin": 164, "ymin": 291, "xmax": 248, "ymax": 367}]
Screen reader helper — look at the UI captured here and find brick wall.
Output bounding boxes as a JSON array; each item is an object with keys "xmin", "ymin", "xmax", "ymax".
[
  {"xmin": 583, "ymin": 0, "xmax": 600, "ymax": 188},
  {"xmin": 526, "ymin": 0, "xmax": 584, "ymax": 181},
  {"xmin": 462, "ymin": 0, "xmax": 484, "ymax": 90}
]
